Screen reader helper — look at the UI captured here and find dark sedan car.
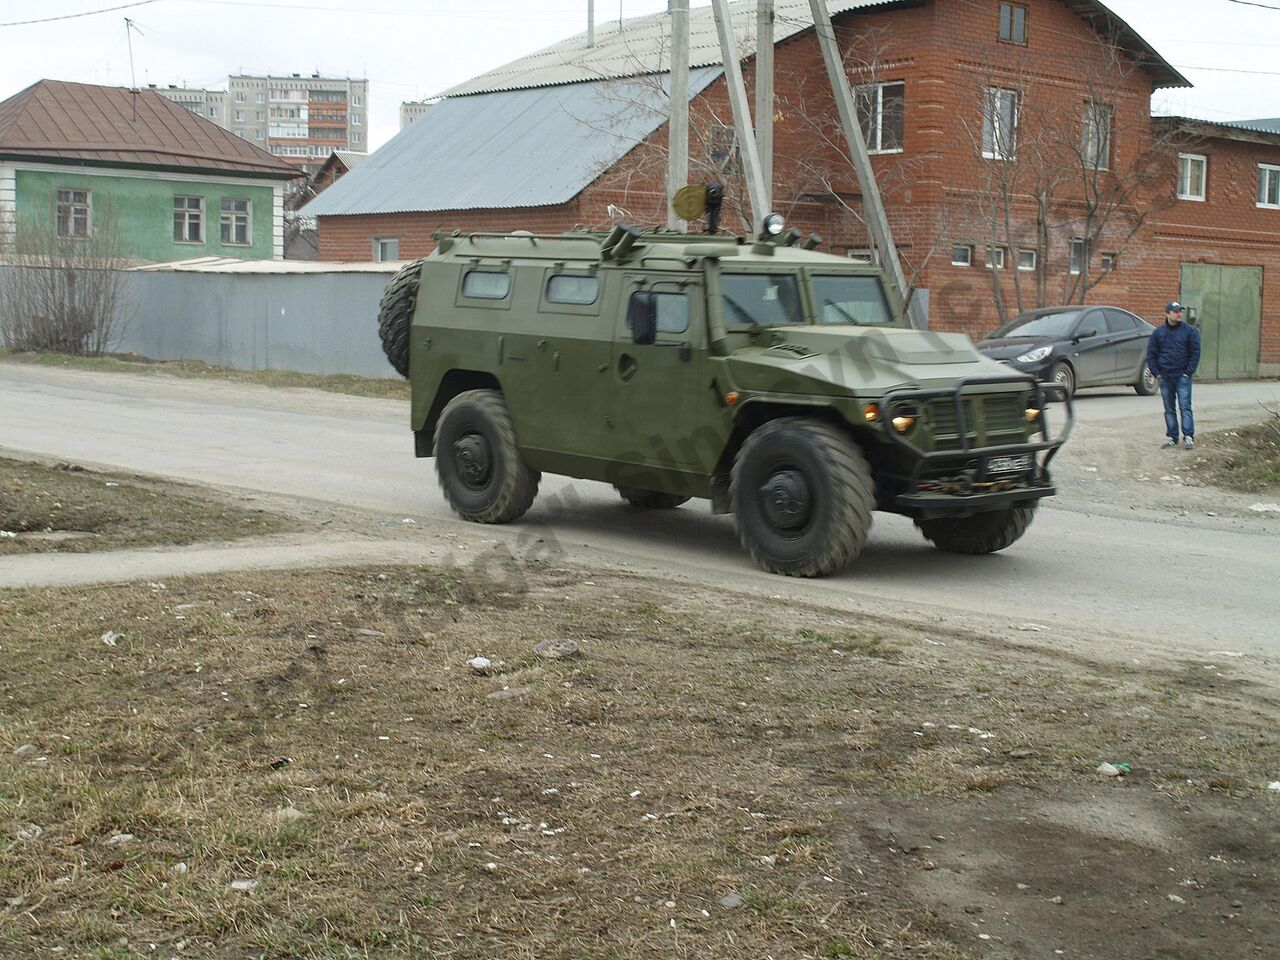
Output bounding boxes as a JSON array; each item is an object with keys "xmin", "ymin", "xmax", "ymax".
[{"xmin": 977, "ymin": 305, "xmax": 1158, "ymax": 397}]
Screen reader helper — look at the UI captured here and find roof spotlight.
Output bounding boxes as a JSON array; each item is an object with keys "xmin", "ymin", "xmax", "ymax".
[
  {"xmin": 781, "ymin": 227, "xmax": 804, "ymax": 247},
  {"xmin": 761, "ymin": 212, "xmax": 785, "ymax": 238}
]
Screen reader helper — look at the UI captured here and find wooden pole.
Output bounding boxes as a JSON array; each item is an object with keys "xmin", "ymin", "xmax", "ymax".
[
  {"xmin": 667, "ymin": 0, "xmax": 689, "ymax": 231},
  {"xmin": 755, "ymin": 0, "xmax": 774, "ymax": 210},
  {"xmin": 808, "ymin": 0, "xmax": 910, "ymax": 313},
  {"xmin": 711, "ymin": 0, "xmax": 769, "ymax": 232}
]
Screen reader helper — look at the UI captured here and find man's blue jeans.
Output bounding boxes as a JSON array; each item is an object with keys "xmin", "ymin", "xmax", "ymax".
[{"xmin": 1159, "ymin": 374, "xmax": 1194, "ymax": 441}]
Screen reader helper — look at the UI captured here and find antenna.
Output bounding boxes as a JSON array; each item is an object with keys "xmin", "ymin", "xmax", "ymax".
[{"xmin": 124, "ymin": 17, "xmax": 142, "ymax": 120}]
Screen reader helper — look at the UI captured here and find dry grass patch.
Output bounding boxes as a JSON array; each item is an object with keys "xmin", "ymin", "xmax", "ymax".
[
  {"xmin": 0, "ymin": 458, "xmax": 292, "ymax": 555},
  {"xmin": 0, "ymin": 564, "xmax": 1275, "ymax": 958},
  {"xmin": 1191, "ymin": 404, "xmax": 1280, "ymax": 494}
]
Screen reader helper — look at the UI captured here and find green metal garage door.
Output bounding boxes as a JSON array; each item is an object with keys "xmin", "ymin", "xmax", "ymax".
[{"xmin": 1179, "ymin": 263, "xmax": 1262, "ymax": 380}]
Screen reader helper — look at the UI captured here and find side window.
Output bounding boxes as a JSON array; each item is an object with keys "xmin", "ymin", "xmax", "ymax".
[
  {"xmin": 1104, "ymin": 308, "xmax": 1137, "ymax": 334},
  {"xmin": 654, "ymin": 292, "xmax": 689, "ymax": 334},
  {"xmin": 1078, "ymin": 311, "xmax": 1104, "ymax": 337},
  {"xmin": 546, "ymin": 274, "xmax": 600, "ymax": 305},
  {"xmin": 462, "ymin": 270, "xmax": 511, "ymax": 300}
]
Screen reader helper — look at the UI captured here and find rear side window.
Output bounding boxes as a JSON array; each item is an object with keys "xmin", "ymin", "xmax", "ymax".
[
  {"xmin": 462, "ymin": 270, "xmax": 510, "ymax": 300},
  {"xmin": 1104, "ymin": 308, "xmax": 1138, "ymax": 333},
  {"xmin": 546, "ymin": 274, "xmax": 600, "ymax": 305},
  {"xmin": 654, "ymin": 292, "xmax": 689, "ymax": 334}
]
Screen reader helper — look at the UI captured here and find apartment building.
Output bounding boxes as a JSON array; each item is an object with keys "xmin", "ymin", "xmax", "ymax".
[
  {"xmin": 155, "ymin": 73, "xmax": 368, "ymax": 176},
  {"xmin": 399, "ymin": 100, "xmax": 433, "ymax": 130}
]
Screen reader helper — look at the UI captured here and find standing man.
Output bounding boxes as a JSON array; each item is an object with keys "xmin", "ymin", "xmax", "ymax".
[{"xmin": 1146, "ymin": 301, "xmax": 1201, "ymax": 449}]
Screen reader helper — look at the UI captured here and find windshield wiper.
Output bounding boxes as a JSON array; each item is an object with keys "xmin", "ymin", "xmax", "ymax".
[
  {"xmin": 722, "ymin": 295, "xmax": 756, "ymax": 325},
  {"xmin": 822, "ymin": 298, "xmax": 859, "ymax": 326}
]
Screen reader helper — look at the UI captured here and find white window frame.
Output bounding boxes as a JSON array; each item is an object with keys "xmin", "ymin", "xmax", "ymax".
[
  {"xmin": 56, "ymin": 188, "xmax": 92, "ymax": 239},
  {"xmin": 1069, "ymin": 237, "xmax": 1087, "ymax": 275},
  {"xmin": 172, "ymin": 195, "xmax": 204, "ymax": 244},
  {"xmin": 234, "ymin": 92, "xmax": 245, "ymax": 103},
  {"xmin": 982, "ymin": 87, "xmax": 1019, "ymax": 160},
  {"xmin": 1082, "ymin": 102, "xmax": 1112, "ymax": 171},
  {"xmin": 351, "ymin": 114, "xmax": 362, "ymax": 125},
  {"xmin": 255, "ymin": 91, "xmax": 264, "ymax": 103},
  {"xmin": 1257, "ymin": 163, "xmax": 1280, "ymax": 209},
  {"xmin": 353, "ymin": 94, "xmax": 362, "ymax": 106},
  {"xmin": 854, "ymin": 80, "xmax": 905, "ymax": 155},
  {"xmin": 1177, "ymin": 153, "xmax": 1207, "ymax": 201},
  {"xmin": 951, "ymin": 244, "xmax": 973, "ymax": 267},
  {"xmin": 985, "ymin": 246, "xmax": 1006, "ymax": 269},
  {"xmin": 352, "ymin": 131, "xmax": 362, "ymax": 144},
  {"xmin": 219, "ymin": 197, "xmax": 251, "ymax": 246},
  {"xmin": 372, "ymin": 237, "xmax": 400, "ymax": 262},
  {"xmin": 1017, "ymin": 248, "xmax": 1036, "ymax": 271},
  {"xmin": 1100, "ymin": 253, "xmax": 1117, "ymax": 272}
]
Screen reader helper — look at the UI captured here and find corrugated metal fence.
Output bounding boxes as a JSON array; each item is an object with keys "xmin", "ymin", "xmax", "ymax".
[{"xmin": 0, "ymin": 262, "xmax": 401, "ymax": 379}]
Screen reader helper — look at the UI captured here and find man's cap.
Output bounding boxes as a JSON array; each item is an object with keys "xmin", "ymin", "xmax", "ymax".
[{"xmin": 1166, "ymin": 301, "xmax": 1184, "ymax": 312}]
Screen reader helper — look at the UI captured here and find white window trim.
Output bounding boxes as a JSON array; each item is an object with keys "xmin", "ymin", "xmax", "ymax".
[
  {"xmin": 172, "ymin": 195, "xmax": 204, "ymax": 245},
  {"xmin": 1177, "ymin": 153, "xmax": 1207, "ymax": 202},
  {"xmin": 856, "ymin": 81, "xmax": 905, "ymax": 155},
  {"xmin": 951, "ymin": 244, "xmax": 973, "ymax": 267},
  {"xmin": 1100, "ymin": 253, "xmax": 1117, "ymax": 272},
  {"xmin": 1017, "ymin": 248, "xmax": 1036, "ymax": 271},
  {"xmin": 985, "ymin": 246, "xmax": 1006, "ymax": 269},
  {"xmin": 982, "ymin": 87, "xmax": 1019, "ymax": 161},
  {"xmin": 1257, "ymin": 163, "xmax": 1280, "ymax": 209},
  {"xmin": 1069, "ymin": 237, "xmax": 1086, "ymax": 275},
  {"xmin": 219, "ymin": 198, "xmax": 252, "ymax": 247},
  {"xmin": 56, "ymin": 188, "xmax": 92, "ymax": 240},
  {"xmin": 372, "ymin": 237, "xmax": 399, "ymax": 262},
  {"xmin": 1082, "ymin": 102, "xmax": 1112, "ymax": 172}
]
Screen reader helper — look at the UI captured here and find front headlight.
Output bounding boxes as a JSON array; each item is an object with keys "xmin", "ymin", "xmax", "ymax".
[{"xmin": 1016, "ymin": 345, "xmax": 1053, "ymax": 364}]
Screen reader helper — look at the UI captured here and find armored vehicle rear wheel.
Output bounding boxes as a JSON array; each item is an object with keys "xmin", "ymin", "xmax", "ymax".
[
  {"xmin": 434, "ymin": 389, "xmax": 539, "ymax": 523},
  {"xmin": 377, "ymin": 257, "xmax": 427, "ymax": 378},
  {"xmin": 731, "ymin": 418, "xmax": 875, "ymax": 577},
  {"xmin": 614, "ymin": 486, "xmax": 689, "ymax": 509},
  {"xmin": 915, "ymin": 502, "xmax": 1037, "ymax": 554}
]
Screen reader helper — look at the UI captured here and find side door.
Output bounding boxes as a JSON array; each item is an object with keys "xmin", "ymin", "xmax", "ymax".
[
  {"xmin": 1104, "ymin": 308, "xmax": 1147, "ymax": 382},
  {"xmin": 1066, "ymin": 308, "xmax": 1113, "ymax": 387},
  {"xmin": 608, "ymin": 273, "xmax": 707, "ymax": 481}
]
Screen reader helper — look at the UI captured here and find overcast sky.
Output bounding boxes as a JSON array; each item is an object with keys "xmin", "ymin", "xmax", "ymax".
[{"xmin": 1, "ymin": 0, "xmax": 1277, "ymax": 150}]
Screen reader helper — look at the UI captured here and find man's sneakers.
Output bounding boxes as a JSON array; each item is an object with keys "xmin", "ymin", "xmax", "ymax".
[
  {"xmin": 1184, "ymin": 436, "xmax": 1195, "ymax": 449},
  {"xmin": 1162, "ymin": 439, "xmax": 1178, "ymax": 449}
]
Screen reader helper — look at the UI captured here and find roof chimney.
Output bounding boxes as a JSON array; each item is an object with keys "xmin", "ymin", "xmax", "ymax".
[{"xmin": 587, "ymin": 0, "xmax": 594, "ymax": 48}]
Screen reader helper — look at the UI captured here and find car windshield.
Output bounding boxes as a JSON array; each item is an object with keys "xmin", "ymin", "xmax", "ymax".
[
  {"xmin": 811, "ymin": 275, "xmax": 895, "ymax": 326},
  {"xmin": 720, "ymin": 274, "xmax": 804, "ymax": 327},
  {"xmin": 993, "ymin": 310, "xmax": 1082, "ymax": 339}
]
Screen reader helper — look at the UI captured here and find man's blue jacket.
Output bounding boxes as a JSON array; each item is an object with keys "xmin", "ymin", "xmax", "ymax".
[{"xmin": 1147, "ymin": 321, "xmax": 1201, "ymax": 379}]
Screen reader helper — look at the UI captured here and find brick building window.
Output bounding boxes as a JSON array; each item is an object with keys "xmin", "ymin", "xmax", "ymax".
[
  {"xmin": 1177, "ymin": 154, "xmax": 1206, "ymax": 201},
  {"xmin": 1100, "ymin": 253, "xmax": 1117, "ymax": 272},
  {"xmin": 1069, "ymin": 238, "xmax": 1088, "ymax": 275},
  {"xmin": 951, "ymin": 244, "xmax": 973, "ymax": 266},
  {"xmin": 855, "ymin": 81, "xmax": 905, "ymax": 153},
  {"xmin": 999, "ymin": 2, "xmax": 1027, "ymax": 44},
  {"xmin": 173, "ymin": 196, "xmax": 203, "ymax": 244},
  {"xmin": 985, "ymin": 246, "xmax": 1006, "ymax": 269},
  {"xmin": 373, "ymin": 238, "xmax": 400, "ymax": 262},
  {"xmin": 708, "ymin": 122, "xmax": 741, "ymax": 175},
  {"xmin": 1257, "ymin": 164, "xmax": 1280, "ymax": 208},
  {"xmin": 1082, "ymin": 102, "xmax": 1112, "ymax": 171},
  {"xmin": 982, "ymin": 87, "xmax": 1019, "ymax": 160},
  {"xmin": 1017, "ymin": 249, "xmax": 1037, "ymax": 271},
  {"xmin": 56, "ymin": 188, "xmax": 91, "ymax": 239},
  {"xmin": 220, "ymin": 198, "xmax": 251, "ymax": 246}
]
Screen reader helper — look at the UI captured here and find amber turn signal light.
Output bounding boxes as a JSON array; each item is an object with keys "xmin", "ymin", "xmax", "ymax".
[{"xmin": 863, "ymin": 403, "xmax": 881, "ymax": 422}]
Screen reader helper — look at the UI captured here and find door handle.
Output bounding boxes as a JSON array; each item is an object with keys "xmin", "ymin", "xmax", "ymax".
[{"xmin": 618, "ymin": 353, "xmax": 639, "ymax": 382}]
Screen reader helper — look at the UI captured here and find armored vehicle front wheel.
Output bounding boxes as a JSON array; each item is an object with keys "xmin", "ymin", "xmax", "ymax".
[
  {"xmin": 377, "ymin": 257, "xmax": 427, "ymax": 378},
  {"xmin": 434, "ymin": 389, "xmax": 539, "ymax": 523},
  {"xmin": 730, "ymin": 418, "xmax": 875, "ymax": 577},
  {"xmin": 915, "ymin": 503, "xmax": 1037, "ymax": 555},
  {"xmin": 614, "ymin": 486, "xmax": 689, "ymax": 509}
]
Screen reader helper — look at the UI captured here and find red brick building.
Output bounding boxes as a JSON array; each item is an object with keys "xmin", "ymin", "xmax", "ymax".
[{"xmin": 308, "ymin": 0, "xmax": 1280, "ymax": 377}]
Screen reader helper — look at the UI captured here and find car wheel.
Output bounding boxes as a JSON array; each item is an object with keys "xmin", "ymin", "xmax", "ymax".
[
  {"xmin": 615, "ymin": 486, "xmax": 689, "ymax": 509},
  {"xmin": 376, "ymin": 258, "xmax": 427, "ymax": 378},
  {"xmin": 731, "ymin": 418, "xmax": 875, "ymax": 577},
  {"xmin": 1049, "ymin": 361, "xmax": 1075, "ymax": 398},
  {"xmin": 434, "ymin": 389, "xmax": 539, "ymax": 523},
  {"xmin": 1134, "ymin": 363, "xmax": 1157, "ymax": 396},
  {"xmin": 915, "ymin": 502, "xmax": 1038, "ymax": 555}
]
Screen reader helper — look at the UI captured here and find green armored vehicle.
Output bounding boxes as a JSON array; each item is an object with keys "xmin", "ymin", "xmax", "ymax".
[{"xmin": 377, "ymin": 223, "xmax": 1072, "ymax": 577}]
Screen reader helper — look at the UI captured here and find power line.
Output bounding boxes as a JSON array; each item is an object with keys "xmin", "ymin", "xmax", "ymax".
[
  {"xmin": 1, "ymin": 1, "xmax": 158, "ymax": 26},
  {"xmin": 1224, "ymin": 0, "xmax": 1280, "ymax": 10}
]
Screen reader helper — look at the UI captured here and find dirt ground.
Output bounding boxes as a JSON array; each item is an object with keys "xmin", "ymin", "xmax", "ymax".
[{"xmin": 1, "ymin": 561, "xmax": 1276, "ymax": 960}]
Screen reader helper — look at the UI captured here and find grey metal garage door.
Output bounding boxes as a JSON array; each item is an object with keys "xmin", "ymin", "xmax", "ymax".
[{"xmin": 1178, "ymin": 263, "xmax": 1262, "ymax": 380}]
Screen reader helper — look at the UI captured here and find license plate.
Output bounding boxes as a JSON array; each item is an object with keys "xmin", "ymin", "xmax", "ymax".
[{"xmin": 987, "ymin": 454, "xmax": 1033, "ymax": 474}]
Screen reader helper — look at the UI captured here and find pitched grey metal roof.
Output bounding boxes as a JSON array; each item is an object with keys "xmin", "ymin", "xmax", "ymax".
[
  {"xmin": 303, "ymin": 67, "xmax": 721, "ymax": 217},
  {"xmin": 1154, "ymin": 115, "xmax": 1280, "ymax": 145},
  {"xmin": 1228, "ymin": 118, "xmax": 1280, "ymax": 135},
  {"xmin": 441, "ymin": 0, "xmax": 912, "ymax": 97}
]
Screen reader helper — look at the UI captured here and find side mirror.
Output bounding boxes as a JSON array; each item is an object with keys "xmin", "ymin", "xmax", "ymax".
[
  {"xmin": 627, "ymin": 291, "xmax": 657, "ymax": 345},
  {"xmin": 1077, "ymin": 328, "xmax": 1097, "ymax": 339},
  {"xmin": 1042, "ymin": 383, "xmax": 1071, "ymax": 404}
]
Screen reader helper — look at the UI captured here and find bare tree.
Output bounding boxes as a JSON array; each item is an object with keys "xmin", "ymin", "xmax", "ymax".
[{"xmin": 0, "ymin": 200, "xmax": 133, "ymax": 355}]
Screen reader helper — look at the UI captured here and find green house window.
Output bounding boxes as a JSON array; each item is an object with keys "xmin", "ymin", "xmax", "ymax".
[
  {"xmin": 56, "ymin": 189, "xmax": 91, "ymax": 239},
  {"xmin": 173, "ymin": 196, "xmax": 204, "ymax": 244},
  {"xmin": 220, "ymin": 198, "xmax": 251, "ymax": 246}
]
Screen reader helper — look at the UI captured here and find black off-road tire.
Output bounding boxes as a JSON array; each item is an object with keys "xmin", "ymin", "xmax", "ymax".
[
  {"xmin": 1134, "ymin": 363, "xmax": 1158, "ymax": 396},
  {"xmin": 915, "ymin": 502, "xmax": 1038, "ymax": 555},
  {"xmin": 614, "ymin": 486, "xmax": 689, "ymax": 509},
  {"xmin": 730, "ymin": 418, "xmax": 875, "ymax": 577},
  {"xmin": 376, "ymin": 257, "xmax": 427, "ymax": 378},
  {"xmin": 1049, "ymin": 361, "xmax": 1075, "ymax": 399},
  {"xmin": 433, "ymin": 389, "xmax": 539, "ymax": 523}
]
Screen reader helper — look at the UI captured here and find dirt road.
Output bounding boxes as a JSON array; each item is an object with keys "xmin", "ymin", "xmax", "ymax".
[{"xmin": 2, "ymin": 363, "xmax": 1278, "ymax": 673}]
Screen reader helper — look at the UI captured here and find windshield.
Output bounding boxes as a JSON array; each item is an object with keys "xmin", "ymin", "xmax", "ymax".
[
  {"xmin": 811, "ymin": 275, "xmax": 895, "ymax": 326},
  {"xmin": 993, "ymin": 310, "xmax": 1082, "ymax": 339},
  {"xmin": 720, "ymin": 274, "xmax": 804, "ymax": 327}
]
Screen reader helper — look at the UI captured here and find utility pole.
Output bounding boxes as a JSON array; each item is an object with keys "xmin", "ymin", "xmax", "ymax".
[
  {"xmin": 808, "ymin": 0, "xmax": 910, "ymax": 313},
  {"xmin": 710, "ymin": 0, "xmax": 770, "ymax": 231},
  {"xmin": 587, "ymin": 0, "xmax": 595, "ymax": 48},
  {"xmin": 755, "ymin": 0, "xmax": 774, "ymax": 210},
  {"xmin": 667, "ymin": 0, "xmax": 689, "ymax": 230}
]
